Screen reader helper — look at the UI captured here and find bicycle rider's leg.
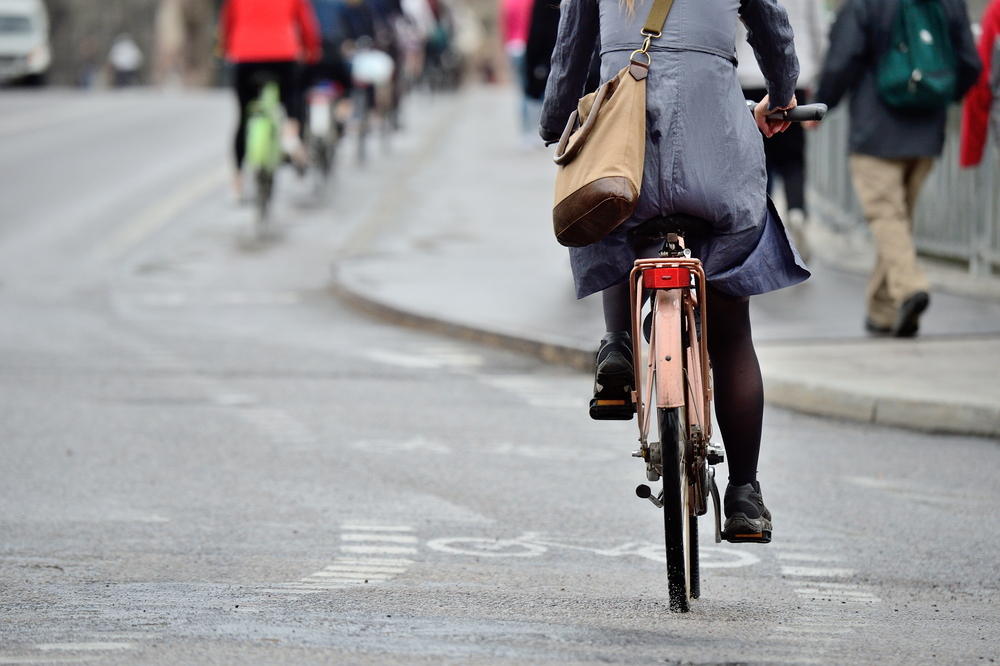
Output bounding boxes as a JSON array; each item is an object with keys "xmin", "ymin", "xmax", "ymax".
[
  {"xmin": 705, "ymin": 286, "xmax": 772, "ymax": 541},
  {"xmin": 704, "ymin": 286, "xmax": 762, "ymax": 488},
  {"xmin": 234, "ymin": 64, "xmax": 261, "ymax": 168},
  {"xmin": 272, "ymin": 61, "xmax": 307, "ymax": 165},
  {"xmin": 591, "ymin": 242, "xmax": 663, "ymax": 420}
]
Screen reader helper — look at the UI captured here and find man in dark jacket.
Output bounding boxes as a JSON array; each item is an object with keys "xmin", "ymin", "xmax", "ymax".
[{"xmin": 815, "ymin": 0, "xmax": 980, "ymax": 336}]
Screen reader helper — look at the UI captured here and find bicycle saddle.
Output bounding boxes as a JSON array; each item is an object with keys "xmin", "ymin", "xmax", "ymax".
[{"xmin": 629, "ymin": 213, "xmax": 712, "ymax": 249}]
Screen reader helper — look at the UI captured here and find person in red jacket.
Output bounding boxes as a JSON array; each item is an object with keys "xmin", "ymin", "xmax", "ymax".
[
  {"xmin": 219, "ymin": 0, "xmax": 322, "ymax": 193},
  {"xmin": 960, "ymin": 0, "xmax": 1000, "ymax": 167}
]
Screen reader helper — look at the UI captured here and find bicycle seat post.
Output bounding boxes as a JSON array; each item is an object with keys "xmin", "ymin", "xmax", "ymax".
[{"xmin": 659, "ymin": 232, "xmax": 689, "ymax": 258}]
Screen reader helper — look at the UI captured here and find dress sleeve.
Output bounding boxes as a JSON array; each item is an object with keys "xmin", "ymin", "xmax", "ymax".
[
  {"xmin": 539, "ymin": 0, "xmax": 600, "ymax": 140},
  {"xmin": 950, "ymin": 0, "xmax": 984, "ymax": 100},
  {"xmin": 739, "ymin": 0, "xmax": 799, "ymax": 108},
  {"xmin": 814, "ymin": 0, "xmax": 868, "ymax": 111}
]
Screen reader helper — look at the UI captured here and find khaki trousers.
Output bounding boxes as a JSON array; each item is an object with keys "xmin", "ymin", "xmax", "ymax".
[{"xmin": 849, "ymin": 154, "xmax": 934, "ymax": 328}]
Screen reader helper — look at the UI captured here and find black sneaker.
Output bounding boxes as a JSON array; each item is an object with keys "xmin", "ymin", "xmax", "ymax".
[
  {"xmin": 721, "ymin": 482, "xmax": 772, "ymax": 543},
  {"xmin": 892, "ymin": 291, "xmax": 929, "ymax": 338},
  {"xmin": 589, "ymin": 331, "xmax": 636, "ymax": 420}
]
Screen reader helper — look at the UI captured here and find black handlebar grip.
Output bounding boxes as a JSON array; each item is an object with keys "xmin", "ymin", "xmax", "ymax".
[{"xmin": 766, "ymin": 103, "xmax": 828, "ymax": 122}]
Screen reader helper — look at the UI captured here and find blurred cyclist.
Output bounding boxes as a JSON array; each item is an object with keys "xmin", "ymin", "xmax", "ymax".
[{"xmin": 219, "ymin": 0, "xmax": 322, "ymax": 196}]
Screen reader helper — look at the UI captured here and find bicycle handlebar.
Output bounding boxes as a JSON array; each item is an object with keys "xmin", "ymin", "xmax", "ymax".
[{"xmin": 765, "ymin": 103, "xmax": 828, "ymax": 122}]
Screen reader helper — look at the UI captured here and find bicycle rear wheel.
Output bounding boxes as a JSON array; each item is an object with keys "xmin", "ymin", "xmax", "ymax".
[{"xmin": 659, "ymin": 405, "xmax": 691, "ymax": 612}]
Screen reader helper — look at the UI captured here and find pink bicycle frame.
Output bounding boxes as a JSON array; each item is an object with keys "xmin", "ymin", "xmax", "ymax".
[{"xmin": 628, "ymin": 258, "xmax": 712, "ymax": 450}]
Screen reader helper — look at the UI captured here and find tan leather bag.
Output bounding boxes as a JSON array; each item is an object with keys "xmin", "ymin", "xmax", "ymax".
[{"xmin": 551, "ymin": 0, "xmax": 674, "ymax": 248}]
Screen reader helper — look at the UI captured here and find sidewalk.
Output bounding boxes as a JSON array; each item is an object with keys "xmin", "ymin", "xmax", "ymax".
[{"xmin": 333, "ymin": 86, "xmax": 1000, "ymax": 439}]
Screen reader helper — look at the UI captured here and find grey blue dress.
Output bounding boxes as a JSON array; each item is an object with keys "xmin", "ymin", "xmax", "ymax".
[{"xmin": 540, "ymin": 0, "xmax": 811, "ymax": 299}]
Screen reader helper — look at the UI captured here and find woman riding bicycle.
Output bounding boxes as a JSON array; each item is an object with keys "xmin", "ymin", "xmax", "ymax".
[
  {"xmin": 539, "ymin": 0, "xmax": 810, "ymax": 542},
  {"xmin": 219, "ymin": 0, "xmax": 322, "ymax": 196}
]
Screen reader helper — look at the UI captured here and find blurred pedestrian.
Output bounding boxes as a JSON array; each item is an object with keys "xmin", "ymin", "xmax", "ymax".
[
  {"xmin": 540, "ymin": 0, "xmax": 808, "ymax": 541},
  {"xmin": 499, "ymin": 0, "xmax": 533, "ymax": 133},
  {"xmin": 815, "ymin": 0, "xmax": 980, "ymax": 337},
  {"xmin": 960, "ymin": 0, "xmax": 1000, "ymax": 166},
  {"xmin": 737, "ymin": 0, "xmax": 828, "ymax": 262},
  {"xmin": 523, "ymin": 0, "xmax": 560, "ymax": 147},
  {"xmin": 309, "ymin": 0, "xmax": 356, "ymax": 93},
  {"xmin": 218, "ymin": 0, "xmax": 322, "ymax": 196},
  {"xmin": 108, "ymin": 34, "xmax": 143, "ymax": 86}
]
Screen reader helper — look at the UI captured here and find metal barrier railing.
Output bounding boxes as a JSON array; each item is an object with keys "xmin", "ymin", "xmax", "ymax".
[{"xmin": 805, "ymin": 104, "xmax": 1000, "ymax": 276}]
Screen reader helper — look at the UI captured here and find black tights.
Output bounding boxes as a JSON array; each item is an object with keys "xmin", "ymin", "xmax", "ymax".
[{"xmin": 602, "ymin": 280, "xmax": 763, "ymax": 487}]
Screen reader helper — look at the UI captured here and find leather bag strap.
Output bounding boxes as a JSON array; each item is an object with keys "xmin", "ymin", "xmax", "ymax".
[{"xmin": 642, "ymin": 0, "xmax": 675, "ymax": 37}]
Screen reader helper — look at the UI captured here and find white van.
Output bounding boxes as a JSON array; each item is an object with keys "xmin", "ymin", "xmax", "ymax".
[{"xmin": 0, "ymin": 0, "xmax": 50, "ymax": 84}]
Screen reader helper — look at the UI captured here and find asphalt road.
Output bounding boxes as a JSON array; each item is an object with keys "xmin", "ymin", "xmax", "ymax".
[{"xmin": 0, "ymin": 88, "xmax": 998, "ymax": 665}]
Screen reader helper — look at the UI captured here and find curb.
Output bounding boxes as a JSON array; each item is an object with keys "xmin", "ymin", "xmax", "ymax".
[
  {"xmin": 331, "ymin": 277, "xmax": 596, "ymax": 373},
  {"xmin": 333, "ymin": 273, "xmax": 999, "ymax": 439},
  {"xmin": 762, "ymin": 375, "xmax": 1000, "ymax": 439}
]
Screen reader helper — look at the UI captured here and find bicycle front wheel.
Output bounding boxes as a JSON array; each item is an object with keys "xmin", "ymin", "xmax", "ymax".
[{"xmin": 659, "ymin": 405, "xmax": 691, "ymax": 612}]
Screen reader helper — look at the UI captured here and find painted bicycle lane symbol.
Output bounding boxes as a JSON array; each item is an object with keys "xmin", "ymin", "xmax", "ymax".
[{"xmin": 425, "ymin": 532, "xmax": 759, "ymax": 569}]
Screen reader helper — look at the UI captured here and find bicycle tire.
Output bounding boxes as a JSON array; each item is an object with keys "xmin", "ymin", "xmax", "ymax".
[
  {"xmin": 354, "ymin": 87, "xmax": 370, "ymax": 165},
  {"xmin": 659, "ymin": 405, "xmax": 691, "ymax": 612},
  {"xmin": 689, "ymin": 514, "xmax": 700, "ymax": 599},
  {"xmin": 255, "ymin": 169, "xmax": 272, "ymax": 238}
]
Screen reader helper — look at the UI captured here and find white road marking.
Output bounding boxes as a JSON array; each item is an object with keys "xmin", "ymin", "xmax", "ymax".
[
  {"xmin": 340, "ymin": 545, "xmax": 418, "ymax": 555},
  {"xmin": 268, "ymin": 527, "xmax": 417, "ymax": 594},
  {"xmin": 341, "ymin": 534, "xmax": 419, "ymax": 544},
  {"xmin": 843, "ymin": 476, "xmax": 982, "ymax": 507},
  {"xmin": 425, "ymin": 535, "xmax": 760, "ymax": 568},
  {"xmin": 418, "ymin": 345, "xmax": 483, "ymax": 368},
  {"xmin": 0, "ymin": 658, "xmax": 101, "ymax": 665},
  {"xmin": 309, "ymin": 572, "xmax": 396, "ymax": 579},
  {"xmin": 364, "ymin": 350, "xmax": 449, "ymax": 369},
  {"xmin": 781, "ymin": 566, "xmax": 856, "ymax": 578},
  {"xmin": 793, "ymin": 586, "xmax": 882, "ymax": 603},
  {"xmin": 489, "ymin": 442, "xmax": 615, "ymax": 462},
  {"xmin": 773, "ymin": 626, "xmax": 853, "ymax": 634},
  {"xmin": 35, "ymin": 644, "xmax": 133, "ymax": 652},
  {"xmin": 360, "ymin": 345, "xmax": 484, "ymax": 371},
  {"xmin": 772, "ymin": 544, "xmax": 883, "ymax": 645},
  {"xmin": 320, "ymin": 565, "xmax": 409, "ymax": 573},
  {"xmin": 426, "ymin": 538, "xmax": 547, "ymax": 557},
  {"xmin": 776, "ymin": 552, "xmax": 844, "ymax": 562},
  {"xmin": 104, "ymin": 165, "xmax": 228, "ymax": 259}
]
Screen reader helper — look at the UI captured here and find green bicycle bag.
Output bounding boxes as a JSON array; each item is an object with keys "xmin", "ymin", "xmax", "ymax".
[
  {"xmin": 876, "ymin": 0, "xmax": 957, "ymax": 111},
  {"xmin": 244, "ymin": 81, "xmax": 283, "ymax": 170}
]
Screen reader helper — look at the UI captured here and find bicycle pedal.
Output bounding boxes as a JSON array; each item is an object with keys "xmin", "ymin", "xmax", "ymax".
[
  {"xmin": 589, "ymin": 397, "xmax": 636, "ymax": 420},
  {"xmin": 722, "ymin": 529, "xmax": 771, "ymax": 544}
]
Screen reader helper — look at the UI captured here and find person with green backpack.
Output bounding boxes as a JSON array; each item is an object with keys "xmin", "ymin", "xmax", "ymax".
[{"xmin": 815, "ymin": 0, "xmax": 980, "ymax": 336}]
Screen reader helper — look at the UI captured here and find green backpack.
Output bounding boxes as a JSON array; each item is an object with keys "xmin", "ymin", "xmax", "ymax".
[{"xmin": 876, "ymin": 0, "xmax": 957, "ymax": 110}]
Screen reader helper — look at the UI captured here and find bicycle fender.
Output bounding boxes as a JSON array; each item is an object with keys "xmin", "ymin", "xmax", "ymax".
[{"xmin": 654, "ymin": 289, "xmax": 685, "ymax": 409}]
